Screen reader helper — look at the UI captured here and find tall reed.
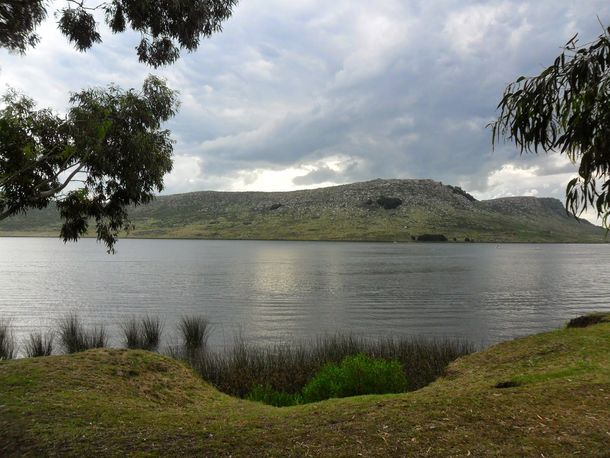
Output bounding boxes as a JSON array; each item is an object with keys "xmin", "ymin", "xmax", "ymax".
[
  {"xmin": 178, "ymin": 316, "xmax": 211, "ymax": 353},
  {"xmin": 24, "ymin": 331, "xmax": 54, "ymax": 357},
  {"xmin": 122, "ymin": 316, "xmax": 163, "ymax": 351},
  {"xmin": 58, "ymin": 314, "xmax": 107, "ymax": 354},
  {"xmin": 0, "ymin": 319, "xmax": 17, "ymax": 360},
  {"xmin": 189, "ymin": 334, "xmax": 474, "ymax": 398}
]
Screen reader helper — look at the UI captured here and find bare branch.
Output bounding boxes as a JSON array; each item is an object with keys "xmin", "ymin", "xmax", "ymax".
[{"xmin": 39, "ymin": 163, "xmax": 84, "ymax": 198}]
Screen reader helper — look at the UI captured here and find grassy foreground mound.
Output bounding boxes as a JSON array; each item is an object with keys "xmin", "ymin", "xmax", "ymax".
[{"xmin": 1, "ymin": 318, "xmax": 610, "ymax": 457}]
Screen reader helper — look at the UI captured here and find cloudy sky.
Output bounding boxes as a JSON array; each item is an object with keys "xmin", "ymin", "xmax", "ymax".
[{"xmin": 2, "ymin": 0, "xmax": 610, "ymax": 218}]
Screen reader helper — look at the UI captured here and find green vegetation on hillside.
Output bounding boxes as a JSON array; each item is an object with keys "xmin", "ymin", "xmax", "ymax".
[
  {"xmin": 1, "ymin": 315, "xmax": 609, "ymax": 456},
  {"xmin": 0, "ymin": 179, "xmax": 605, "ymax": 243}
]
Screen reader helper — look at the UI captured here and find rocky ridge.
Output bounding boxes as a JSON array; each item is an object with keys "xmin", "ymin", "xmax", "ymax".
[{"xmin": 0, "ymin": 179, "xmax": 603, "ymax": 242}]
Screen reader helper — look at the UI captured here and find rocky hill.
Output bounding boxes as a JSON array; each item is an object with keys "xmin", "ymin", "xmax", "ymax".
[{"xmin": 0, "ymin": 179, "xmax": 605, "ymax": 242}]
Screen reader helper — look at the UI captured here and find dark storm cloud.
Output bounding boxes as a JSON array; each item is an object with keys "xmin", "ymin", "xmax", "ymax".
[{"xmin": 1, "ymin": 0, "xmax": 609, "ymax": 202}]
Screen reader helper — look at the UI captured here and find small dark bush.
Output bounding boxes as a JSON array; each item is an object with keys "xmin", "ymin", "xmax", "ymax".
[
  {"xmin": 269, "ymin": 203, "xmax": 283, "ymax": 211},
  {"xmin": 0, "ymin": 320, "xmax": 16, "ymax": 360},
  {"xmin": 301, "ymin": 353, "xmax": 408, "ymax": 402},
  {"xmin": 24, "ymin": 331, "xmax": 54, "ymax": 357},
  {"xmin": 178, "ymin": 316, "xmax": 211, "ymax": 353},
  {"xmin": 417, "ymin": 234, "xmax": 448, "ymax": 242},
  {"xmin": 567, "ymin": 313, "xmax": 609, "ymax": 328},
  {"xmin": 376, "ymin": 196, "xmax": 403, "ymax": 210},
  {"xmin": 58, "ymin": 314, "xmax": 107, "ymax": 354}
]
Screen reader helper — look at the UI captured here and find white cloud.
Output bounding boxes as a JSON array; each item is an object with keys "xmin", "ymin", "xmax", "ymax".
[{"xmin": 163, "ymin": 155, "xmax": 207, "ymax": 194}]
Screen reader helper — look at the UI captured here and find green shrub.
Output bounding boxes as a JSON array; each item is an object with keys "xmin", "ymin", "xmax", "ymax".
[
  {"xmin": 189, "ymin": 334, "xmax": 472, "ymax": 399},
  {"xmin": 376, "ymin": 196, "xmax": 403, "ymax": 210},
  {"xmin": 301, "ymin": 353, "xmax": 408, "ymax": 403},
  {"xmin": 246, "ymin": 384, "xmax": 301, "ymax": 407}
]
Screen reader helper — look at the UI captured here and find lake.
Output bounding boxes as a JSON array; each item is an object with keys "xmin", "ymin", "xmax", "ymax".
[{"xmin": 1, "ymin": 237, "xmax": 609, "ymax": 351}]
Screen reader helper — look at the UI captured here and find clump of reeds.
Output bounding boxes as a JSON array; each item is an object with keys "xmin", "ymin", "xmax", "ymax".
[
  {"xmin": 58, "ymin": 314, "xmax": 107, "ymax": 354},
  {"xmin": 188, "ymin": 333, "xmax": 474, "ymax": 398},
  {"xmin": 178, "ymin": 316, "xmax": 211, "ymax": 353},
  {"xmin": 24, "ymin": 331, "xmax": 54, "ymax": 357},
  {"xmin": 121, "ymin": 316, "xmax": 163, "ymax": 351},
  {"xmin": 0, "ymin": 319, "xmax": 17, "ymax": 360}
]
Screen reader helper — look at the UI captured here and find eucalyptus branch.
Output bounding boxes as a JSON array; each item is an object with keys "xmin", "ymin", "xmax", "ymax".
[{"xmin": 39, "ymin": 163, "xmax": 84, "ymax": 198}]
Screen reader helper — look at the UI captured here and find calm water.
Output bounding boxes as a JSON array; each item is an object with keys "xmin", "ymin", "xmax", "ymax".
[{"xmin": 1, "ymin": 237, "xmax": 609, "ymax": 350}]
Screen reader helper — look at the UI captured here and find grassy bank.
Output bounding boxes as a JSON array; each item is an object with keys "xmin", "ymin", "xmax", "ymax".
[
  {"xmin": 0, "ymin": 314, "xmax": 471, "ymax": 402},
  {"xmin": 1, "ymin": 315, "xmax": 609, "ymax": 456}
]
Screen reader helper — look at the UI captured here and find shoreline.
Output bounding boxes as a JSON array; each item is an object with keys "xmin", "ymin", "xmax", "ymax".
[
  {"xmin": 0, "ymin": 233, "xmax": 608, "ymax": 244},
  {"xmin": 2, "ymin": 314, "xmax": 609, "ymax": 455}
]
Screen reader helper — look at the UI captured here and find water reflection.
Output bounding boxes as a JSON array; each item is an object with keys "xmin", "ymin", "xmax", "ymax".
[{"xmin": 0, "ymin": 238, "xmax": 609, "ymax": 349}]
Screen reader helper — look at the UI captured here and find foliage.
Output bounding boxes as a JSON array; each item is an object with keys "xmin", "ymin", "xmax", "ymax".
[
  {"xmin": 376, "ymin": 196, "xmax": 403, "ymax": 210},
  {"xmin": 189, "ymin": 333, "xmax": 472, "ymax": 398},
  {"xmin": 24, "ymin": 331, "xmax": 54, "ymax": 358},
  {"xmin": 492, "ymin": 28, "xmax": 610, "ymax": 227},
  {"xmin": 0, "ymin": 1, "xmax": 47, "ymax": 53},
  {"xmin": 246, "ymin": 354, "xmax": 408, "ymax": 407},
  {"xmin": 246, "ymin": 384, "xmax": 301, "ymax": 407},
  {"xmin": 301, "ymin": 353, "xmax": 408, "ymax": 403},
  {"xmin": 58, "ymin": 314, "xmax": 107, "ymax": 354},
  {"xmin": 0, "ymin": 0, "xmax": 237, "ymax": 67},
  {"xmin": 0, "ymin": 76, "xmax": 178, "ymax": 251}
]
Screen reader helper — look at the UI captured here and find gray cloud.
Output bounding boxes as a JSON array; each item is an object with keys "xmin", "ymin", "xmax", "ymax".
[{"xmin": 2, "ymin": 0, "xmax": 609, "ymax": 212}]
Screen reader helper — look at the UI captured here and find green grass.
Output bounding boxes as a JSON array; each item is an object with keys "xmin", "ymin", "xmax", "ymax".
[
  {"xmin": 1, "ymin": 314, "xmax": 609, "ymax": 456},
  {"xmin": 247, "ymin": 354, "xmax": 409, "ymax": 406}
]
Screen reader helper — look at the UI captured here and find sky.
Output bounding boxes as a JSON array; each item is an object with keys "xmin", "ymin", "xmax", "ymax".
[{"xmin": 2, "ymin": 0, "xmax": 610, "ymax": 221}]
